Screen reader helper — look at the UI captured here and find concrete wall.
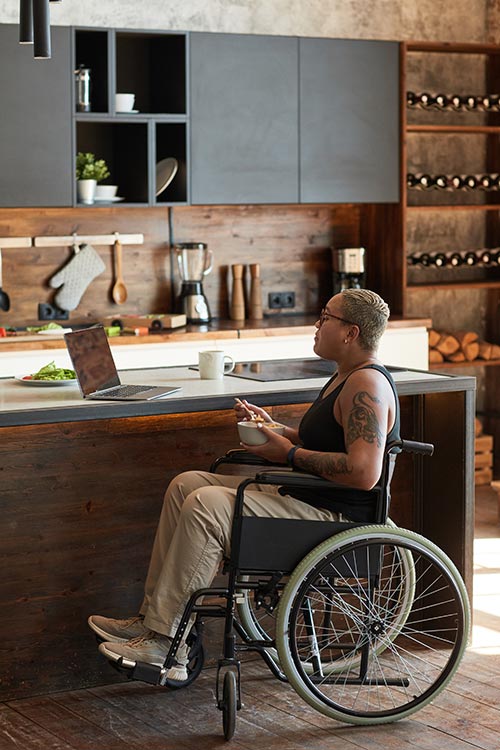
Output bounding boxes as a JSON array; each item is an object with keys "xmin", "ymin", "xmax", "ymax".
[{"xmin": 0, "ymin": 0, "xmax": 490, "ymax": 43}]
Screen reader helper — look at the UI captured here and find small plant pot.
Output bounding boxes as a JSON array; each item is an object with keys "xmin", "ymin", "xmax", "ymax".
[{"xmin": 77, "ymin": 179, "xmax": 97, "ymax": 205}]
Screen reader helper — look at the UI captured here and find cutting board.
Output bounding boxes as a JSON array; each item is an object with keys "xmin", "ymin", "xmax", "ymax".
[{"xmin": 105, "ymin": 313, "xmax": 187, "ymax": 330}]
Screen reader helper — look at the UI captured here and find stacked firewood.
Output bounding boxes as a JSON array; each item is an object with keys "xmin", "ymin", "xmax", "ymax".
[{"xmin": 429, "ymin": 329, "xmax": 500, "ymax": 364}]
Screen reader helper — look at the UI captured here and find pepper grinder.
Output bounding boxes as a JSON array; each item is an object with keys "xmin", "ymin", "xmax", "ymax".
[
  {"xmin": 249, "ymin": 263, "xmax": 263, "ymax": 320},
  {"xmin": 230, "ymin": 264, "xmax": 246, "ymax": 320}
]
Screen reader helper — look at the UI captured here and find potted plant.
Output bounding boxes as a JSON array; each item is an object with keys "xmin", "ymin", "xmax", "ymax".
[{"xmin": 75, "ymin": 152, "xmax": 110, "ymax": 204}]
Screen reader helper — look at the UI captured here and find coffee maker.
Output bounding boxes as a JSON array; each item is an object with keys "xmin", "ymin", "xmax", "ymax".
[
  {"xmin": 174, "ymin": 242, "xmax": 213, "ymax": 323},
  {"xmin": 332, "ymin": 247, "xmax": 366, "ymax": 294}
]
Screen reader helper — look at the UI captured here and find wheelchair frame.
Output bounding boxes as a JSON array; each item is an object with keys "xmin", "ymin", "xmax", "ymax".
[{"xmin": 110, "ymin": 438, "xmax": 470, "ymax": 740}]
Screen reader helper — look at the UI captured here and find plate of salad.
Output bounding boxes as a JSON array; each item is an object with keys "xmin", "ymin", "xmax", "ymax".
[{"xmin": 15, "ymin": 361, "xmax": 77, "ymax": 386}]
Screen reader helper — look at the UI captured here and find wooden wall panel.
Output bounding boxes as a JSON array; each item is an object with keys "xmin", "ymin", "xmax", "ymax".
[{"xmin": 0, "ymin": 204, "xmax": 361, "ymax": 327}]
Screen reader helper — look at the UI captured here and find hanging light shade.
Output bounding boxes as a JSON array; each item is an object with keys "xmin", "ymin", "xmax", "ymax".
[
  {"xmin": 19, "ymin": 0, "xmax": 33, "ymax": 44},
  {"xmin": 33, "ymin": 0, "xmax": 51, "ymax": 59}
]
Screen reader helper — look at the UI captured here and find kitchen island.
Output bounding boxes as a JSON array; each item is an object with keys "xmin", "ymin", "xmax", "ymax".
[{"xmin": 0, "ymin": 364, "xmax": 474, "ymax": 700}]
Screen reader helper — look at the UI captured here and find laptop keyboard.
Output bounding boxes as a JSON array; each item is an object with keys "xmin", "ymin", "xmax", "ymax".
[{"xmin": 103, "ymin": 384, "xmax": 153, "ymax": 397}]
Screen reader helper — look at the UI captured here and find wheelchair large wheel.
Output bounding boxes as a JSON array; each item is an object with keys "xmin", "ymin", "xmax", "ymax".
[
  {"xmin": 276, "ymin": 525, "xmax": 469, "ymax": 725},
  {"xmin": 237, "ymin": 519, "xmax": 416, "ymax": 675}
]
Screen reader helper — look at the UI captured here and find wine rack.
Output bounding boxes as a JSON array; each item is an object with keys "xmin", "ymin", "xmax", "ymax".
[
  {"xmin": 407, "ymin": 173, "xmax": 500, "ymax": 190},
  {"xmin": 407, "ymin": 91, "xmax": 500, "ymax": 112}
]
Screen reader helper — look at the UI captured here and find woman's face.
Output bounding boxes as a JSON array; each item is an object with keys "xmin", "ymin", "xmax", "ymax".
[{"xmin": 313, "ymin": 295, "xmax": 355, "ymax": 360}]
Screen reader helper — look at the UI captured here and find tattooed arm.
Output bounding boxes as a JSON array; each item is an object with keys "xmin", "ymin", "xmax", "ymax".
[{"xmin": 292, "ymin": 369, "xmax": 395, "ymax": 490}]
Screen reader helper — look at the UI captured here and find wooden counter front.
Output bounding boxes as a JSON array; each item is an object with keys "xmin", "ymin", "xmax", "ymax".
[{"xmin": 0, "ymin": 374, "xmax": 474, "ymax": 701}]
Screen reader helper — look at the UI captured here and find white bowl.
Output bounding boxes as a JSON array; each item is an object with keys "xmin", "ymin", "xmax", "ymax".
[
  {"xmin": 237, "ymin": 420, "xmax": 285, "ymax": 445},
  {"xmin": 115, "ymin": 93, "xmax": 135, "ymax": 112},
  {"xmin": 94, "ymin": 184, "xmax": 118, "ymax": 200}
]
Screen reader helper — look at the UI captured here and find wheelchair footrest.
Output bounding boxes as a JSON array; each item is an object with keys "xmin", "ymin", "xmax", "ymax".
[{"xmin": 118, "ymin": 657, "xmax": 166, "ymax": 686}]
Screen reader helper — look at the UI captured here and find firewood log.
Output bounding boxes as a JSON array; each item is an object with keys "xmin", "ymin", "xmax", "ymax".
[
  {"xmin": 455, "ymin": 330, "xmax": 479, "ymax": 347},
  {"xmin": 428, "ymin": 329, "xmax": 441, "ymax": 348},
  {"xmin": 435, "ymin": 333, "xmax": 460, "ymax": 356},
  {"xmin": 478, "ymin": 340, "xmax": 493, "ymax": 360},
  {"xmin": 446, "ymin": 350, "xmax": 466, "ymax": 362},
  {"xmin": 462, "ymin": 341, "xmax": 479, "ymax": 361},
  {"xmin": 490, "ymin": 344, "xmax": 500, "ymax": 359},
  {"xmin": 475, "ymin": 417, "xmax": 483, "ymax": 436},
  {"xmin": 429, "ymin": 348, "xmax": 444, "ymax": 363}
]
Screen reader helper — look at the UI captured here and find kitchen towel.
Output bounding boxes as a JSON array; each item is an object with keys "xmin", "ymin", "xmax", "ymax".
[{"xmin": 49, "ymin": 243, "xmax": 106, "ymax": 311}]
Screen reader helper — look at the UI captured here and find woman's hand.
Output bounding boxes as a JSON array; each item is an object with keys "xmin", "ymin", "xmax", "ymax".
[
  {"xmin": 234, "ymin": 398, "xmax": 273, "ymax": 423},
  {"xmin": 240, "ymin": 424, "xmax": 294, "ymax": 464}
]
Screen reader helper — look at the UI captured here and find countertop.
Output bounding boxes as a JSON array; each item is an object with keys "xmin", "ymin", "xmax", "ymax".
[
  {"xmin": 0, "ymin": 364, "xmax": 475, "ymax": 428},
  {"xmin": 0, "ymin": 314, "xmax": 432, "ymax": 352}
]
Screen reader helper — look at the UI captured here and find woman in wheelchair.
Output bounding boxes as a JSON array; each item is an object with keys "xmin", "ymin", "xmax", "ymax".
[{"xmin": 88, "ymin": 288, "xmax": 400, "ymax": 683}]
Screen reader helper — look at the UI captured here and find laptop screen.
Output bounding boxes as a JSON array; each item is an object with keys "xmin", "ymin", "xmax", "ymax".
[{"xmin": 64, "ymin": 326, "xmax": 121, "ymax": 397}]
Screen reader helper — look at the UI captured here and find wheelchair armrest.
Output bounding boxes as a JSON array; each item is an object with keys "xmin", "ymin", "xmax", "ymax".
[
  {"xmin": 210, "ymin": 449, "xmax": 286, "ymax": 473},
  {"xmin": 254, "ymin": 469, "xmax": 339, "ymax": 490}
]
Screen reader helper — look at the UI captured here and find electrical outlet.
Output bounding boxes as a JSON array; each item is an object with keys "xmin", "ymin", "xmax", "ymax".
[
  {"xmin": 268, "ymin": 291, "xmax": 295, "ymax": 309},
  {"xmin": 38, "ymin": 303, "xmax": 69, "ymax": 321}
]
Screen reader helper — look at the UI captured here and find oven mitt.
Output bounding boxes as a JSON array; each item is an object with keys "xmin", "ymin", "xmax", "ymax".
[{"xmin": 49, "ymin": 243, "xmax": 105, "ymax": 311}]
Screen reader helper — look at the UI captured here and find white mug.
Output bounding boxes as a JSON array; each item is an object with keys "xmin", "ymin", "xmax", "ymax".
[
  {"xmin": 115, "ymin": 93, "xmax": 135, "ymax": 112},
  {"xmin": 198, "ymin": 350, "xmax": 235, "ymax": 380}
]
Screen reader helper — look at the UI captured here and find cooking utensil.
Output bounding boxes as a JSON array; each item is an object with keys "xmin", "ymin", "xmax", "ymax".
[
  {"xmin": 0, "ymin": 249, "xmax": 11, "ymax": 311},
  {"xmin": 111, "ymin": 239, "xmax": 128, "ymax": 304}
]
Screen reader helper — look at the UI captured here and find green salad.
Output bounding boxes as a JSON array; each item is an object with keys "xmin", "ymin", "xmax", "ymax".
[{"xmin": 26, "ymin": 361, "xmax": 76, "ymax": 381}]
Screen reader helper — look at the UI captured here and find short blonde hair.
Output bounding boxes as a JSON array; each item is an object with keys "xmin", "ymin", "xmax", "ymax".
[{"xmin": 340, "ymin": 289, "xmax": 390, "ymax": 351}]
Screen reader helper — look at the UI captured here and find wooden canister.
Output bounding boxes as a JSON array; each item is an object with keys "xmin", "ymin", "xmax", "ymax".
[
  {"xmin": 248, "ymin": 263, "xmax": 263, "ymax": 320},
  {"xmin": 230, "ymin": 264, "xmax": 246, "ymax": 320}
]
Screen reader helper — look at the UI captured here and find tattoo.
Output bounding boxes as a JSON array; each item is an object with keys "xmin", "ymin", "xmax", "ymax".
[
  {"xmin": 346, "ymin": 391, "xmax": 383, "ymax": 448},
  {"xmin": 296, "ymin": 452, "xmax": 352, "ymax": 476}
]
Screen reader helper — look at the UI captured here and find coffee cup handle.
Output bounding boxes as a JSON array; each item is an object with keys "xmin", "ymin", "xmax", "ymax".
[{"xmin": 223, "ymin": 355, "xmax": 235, "ymax": 373}]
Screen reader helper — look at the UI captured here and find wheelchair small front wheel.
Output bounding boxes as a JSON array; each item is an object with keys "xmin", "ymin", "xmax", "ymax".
[
  {"xmin": 222, "ymin": 670, "xmax": 237, "ymax": 740},
  {"xmin": 276, "ymin": 525, "xmax": 470, "ymax": 725}
]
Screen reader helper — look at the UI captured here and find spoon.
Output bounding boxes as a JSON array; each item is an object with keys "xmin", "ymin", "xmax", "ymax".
[
  {"xmin": 0, "ymin": 249, "xmax": 10, "ymax": 311},
  {"xmin": 111, "ymin": 239, "xmax": 128, "ymax": 304}
]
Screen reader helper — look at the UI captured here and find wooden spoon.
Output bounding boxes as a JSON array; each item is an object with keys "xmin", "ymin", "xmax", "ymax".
[{"xmin": 111, "ymin": 239, "xmax": 128, "ymax": 304}]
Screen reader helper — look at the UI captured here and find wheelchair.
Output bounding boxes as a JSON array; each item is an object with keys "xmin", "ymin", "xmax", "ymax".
[{"xmin": 108, "ymin": 438, "xmax": 470, "ymax": 740}]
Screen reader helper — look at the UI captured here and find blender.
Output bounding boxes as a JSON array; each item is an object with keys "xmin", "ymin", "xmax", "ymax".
[{"xmin": 174, "ymin": 242, "xmax": 213, "ymax": 323}]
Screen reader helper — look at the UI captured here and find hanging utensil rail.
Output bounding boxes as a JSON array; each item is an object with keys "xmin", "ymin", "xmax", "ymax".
[
  {"xmin": 0, "ymin": 237, "xmax": 32, "ymax": 247},
  {"xmin": 34, "ymin": 233, "xmax": 144, "ymax": 247}
]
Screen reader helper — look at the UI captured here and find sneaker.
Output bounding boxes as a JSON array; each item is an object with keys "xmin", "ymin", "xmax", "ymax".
[
  {"xmin": 88, "ymin": 614, "xmax": 149, "ymax": 643},
  {"xmin": 98, "ymin": 631, "xmax": 189, "ymax": 682}
]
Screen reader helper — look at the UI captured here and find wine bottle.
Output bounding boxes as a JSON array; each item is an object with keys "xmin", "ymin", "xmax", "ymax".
[
  {"xmin": 433, "ymin": 253, "xmax": 447, "ymax": 267},
  {"xmin": 434, "ymin": 174, "xmax": 448, "ymax": 190},
  {"xmin": 450, "ymin": 175, "xmax": 464, "ymax": 189},
  {"xmin": 449, "ymin": 253, "xmax": 463, "ymax": 267},
  {"xmin": 419, "ymin": 174, "xmax": 434, "ymax": 190},
  {"xmin": 479, "ymin": 174, "xmax": 494, "ymax": 190},
  {"xmin": 450, "ymin": 94, "xmax": 463, "ymax": 111},
  {"xmin": 406, "ymin": 91, "xmax": 418, "ymax": 107},
  {"xmin": 481, "ymin": 96, "xmax": 491, "ymax": 111},
  {"xmin": 480, "ymin": 250, "xmax": 493, "ymax": 265},
  {"xmin": 464, "ymin": 175, "xmax": 478, "ymax": 190},
  {"xmin": 464, "ymin": 95, "xmax": 478, "ymax": 111},
  {"xmin": 489, "ymin": 94, "xmax": 500, "ymax": 110},
  {"xmin": 417, "ymin": 253, "xmax": 432, "ymax": 267},
  {"xmin": 464, "ymin": 251, "xmax": 478, "ymax": 266},
  {"xmin": 419, "ymin": 92, "xmax": 433, "ymax": 108},
  {"xmin": 434, "ymin": 93, "xmax": 449, "ymax": 109},
  {"xmin": 406, "ymin": 173, "xmax": 419, "ymax": 188}
]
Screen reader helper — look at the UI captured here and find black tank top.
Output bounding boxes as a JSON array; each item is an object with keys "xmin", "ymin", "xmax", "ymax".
[{"xmin": 283, "ymin": 363, "xmax": 400, "ymax": 521}]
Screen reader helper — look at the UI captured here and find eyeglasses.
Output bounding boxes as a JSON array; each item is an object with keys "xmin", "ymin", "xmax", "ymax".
[{"xmin": 318, "ymin": 308, "xmax": 356, "ymax": 327}]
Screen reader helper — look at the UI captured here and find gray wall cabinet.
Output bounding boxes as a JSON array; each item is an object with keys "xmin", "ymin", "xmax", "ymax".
[
  {"xmin": 189, "ymin": 33, "xmax": 300, "ymax": 205},
  {"xmin": 299, "ymin": 38, "xmax": 400, "ymax": 203},
  {"xmin": 0, "ymin": 25, "xmax": 72, "ymax": 207}
]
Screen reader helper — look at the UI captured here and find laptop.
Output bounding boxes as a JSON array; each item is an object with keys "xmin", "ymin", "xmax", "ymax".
[{"xmin": 64, "ymin": 325, "xmax": 181, "ymax": 401}]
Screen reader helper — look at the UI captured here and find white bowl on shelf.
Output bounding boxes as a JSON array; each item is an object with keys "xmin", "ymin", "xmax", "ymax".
[{"xmin": 94, "ymin": 184, "xmax": 118, "ymax": 200}]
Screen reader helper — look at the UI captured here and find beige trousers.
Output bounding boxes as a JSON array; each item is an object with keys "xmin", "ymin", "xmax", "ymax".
[{"xmin": 139, "ymin": 470, "xmax": 341, "ymax": 637}]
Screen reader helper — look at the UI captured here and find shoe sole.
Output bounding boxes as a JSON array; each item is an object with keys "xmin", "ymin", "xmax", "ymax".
[
  {"xmin": 98, "ymin": 641, "xmax": 188, "ymax": 682},
  {"xmin": 88, "ymin": 616, "xmax": 146, "ymax": 644}
]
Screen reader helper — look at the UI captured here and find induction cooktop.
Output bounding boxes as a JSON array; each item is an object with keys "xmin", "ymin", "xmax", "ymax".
[
  {"xmin": 225, "ymin": 359, "xmax": 405, "ymax": 382},
  {"xmin": 226, "ymin": 359, "xmax": 336, "ymax": 381}
]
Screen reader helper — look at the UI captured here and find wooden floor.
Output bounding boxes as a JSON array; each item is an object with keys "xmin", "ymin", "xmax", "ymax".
[{"xmin": 2, "ymin": 487, "xmax": 500, "ymax": 749}]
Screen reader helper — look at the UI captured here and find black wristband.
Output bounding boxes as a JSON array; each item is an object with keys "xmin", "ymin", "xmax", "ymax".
[{"xmin": 287, "ymin": 445, "xmax": 300, "ymax": 468}]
